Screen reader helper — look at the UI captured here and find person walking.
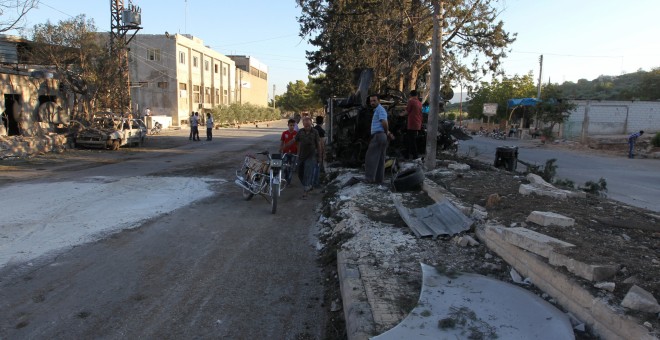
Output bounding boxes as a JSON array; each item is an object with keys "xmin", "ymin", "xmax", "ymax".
[
  {"xmin": 206, "ymin": 112, "xmax": 214, "ymax": 141},
  {"xmin": 312, "ymin": 115, "xmax": 326, "ymax": 188},
  {"xmin": 364, "ymin": 94, "xmax": 394, "ymax": 184},
  {"xmin": 295, "ymin": 116, "xmax": 321, "ymax": 198},
  {"xmin": 628, "ymin": 130, "xmax": 644, "ymax": 158},
  {"xmin": 191, "ymin": 112, "xmax": 200, "ymax": 141},
  {"xmin": 404, "ymin": 90, "xmax": 422, "ymax": 160}
]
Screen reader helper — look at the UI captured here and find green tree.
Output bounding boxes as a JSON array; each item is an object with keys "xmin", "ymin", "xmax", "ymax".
[
  {"xmin": 298, "ymin": 0, "xmax": 515, "ymax": 97},
  {"xmin": 467, "ymin": 73, "xmax": 536, "ymax": 120},
  {"xmin": 276, "ymin": 78, "xmax": 324, "ymax": 115},
  {"xmin": 639, "ymin": 67, "xmax": 660, "ymax": 100},
  {"xmin": 535, "ymin": 84, "xmax": 576, "ymax": 136},
  {"xmin": 27, "ymin": 15, "xmax": 118, "ymax": 118}
]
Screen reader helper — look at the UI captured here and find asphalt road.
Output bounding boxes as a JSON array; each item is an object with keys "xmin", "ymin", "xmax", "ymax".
[
  {"xmin": 0, "ymin": 121, "xmax": 328, "ymax": 339},
  {"xmin": 459, "ymin": 135, "xmax": 660, "ymax": 213}
]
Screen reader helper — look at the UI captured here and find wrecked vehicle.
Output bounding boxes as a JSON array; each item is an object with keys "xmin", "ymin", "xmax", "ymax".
[
  {"xmin": 75, "ymin": 113, "xmax": 146, "ymax": 150},
  {"xmin": 326, "ymin": 69, "xmax": 471, "ymax": 165}
]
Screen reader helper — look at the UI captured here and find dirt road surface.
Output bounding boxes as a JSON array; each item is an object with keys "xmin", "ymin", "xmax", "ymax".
[{"xmin": 0, "ymin": 121, "xmax": 330, "ymax": 339}]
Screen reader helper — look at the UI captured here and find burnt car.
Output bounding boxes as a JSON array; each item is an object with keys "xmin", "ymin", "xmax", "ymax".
[
  {"xmin": 326, "ymin": 69, "xmax": 471, "ymax": 165},
  {"xmin": 75, "ymin": 113, "xmax": 146, "ymax": 150}
]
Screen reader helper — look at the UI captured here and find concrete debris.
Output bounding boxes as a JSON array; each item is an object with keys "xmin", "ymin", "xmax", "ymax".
[
  {"xmin": 509, "ymin": 268, "xmax": 531, "ymax": 285},
  {"xmin": 623, "ymin": 276, "xmax": 641, "ymax": 284},
  {"xmin": 594, "ymin": 282, "xmax": 616, "ymax": 292},
  {"xmin": 520, "ymin": 173, "xmax": 587, "ymax": 199},
  {"xmin": 526, "ymin": 211, "xmax": 575, "ymax": 227},
  {"xmin": 447, "ymin": 163, "xmax": 471, "ymax": 171},
  {"xmin": 484, "ymin": 253, "xmax": 493, "ymax": 260},
  {"xmin": 330, "ymin": 300, "xmax": 342, "ymax": 312},
  {"xmin": 643, "ymin": 321, "xmax": 653, "ymax": 330},
  {"xmin": 0, "ymin": 134, "xmax": 68, "ymax": 159},
  {"xmin": 481, "ymin": 262, "xmax": 501, "ymax": 271},
  {"xmin": 464, "ymin": 235, "xmax": 480, "ymax": 246},
  {"xmin": 621, "ymin": 285, "xmax": 660, "ymax": 313},
  {"xmin": 621, "ymin": 233, "xmax": 632, "ymax": 241},
  {"xmin": 574, "ymin": 323, "xmax": 586, "ymax": 332},
  {"xmin": 455, "ymin": 236, "xmax": 469, "ymax": 247}
]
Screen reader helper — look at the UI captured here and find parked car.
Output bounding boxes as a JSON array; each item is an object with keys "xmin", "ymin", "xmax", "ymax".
[{"xmin": 75, "ymin": 113, "xmax": 146, "ymax": 150}]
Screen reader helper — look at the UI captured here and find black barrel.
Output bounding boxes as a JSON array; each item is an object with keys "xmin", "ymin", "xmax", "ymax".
[{"xmin": 494, "ymin": 146, "xmax": 518, "ymax": 171}]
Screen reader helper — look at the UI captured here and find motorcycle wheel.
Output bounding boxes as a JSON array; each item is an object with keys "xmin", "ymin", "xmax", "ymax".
[{"xmin": 271, "ymin": 183, "xmax": 279, "ymax": 214}]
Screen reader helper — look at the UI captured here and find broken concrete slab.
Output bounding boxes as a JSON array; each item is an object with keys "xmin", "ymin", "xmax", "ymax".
[
  {"xmin": 548, "ymin": 251, "xmax": 619, "ymax": 282},
  {"xmin": 521, "ymin": 174, "xmax": 587, "ymax": 199},
  {"xmin": 621, "ymin": 285, "xmax": 660, "ymax": 313},
  {"xmin": 336, "ymin": 251, "xmax": 376, "ymax": 340},
  {"xmin": 500, "ymin": 227, "xmax": 575, "ymax": 258},
  {"xmin": 527, "ymin": 211, "xmax": 576, "ymax": 227},
  {"xmin": 372, "ymin": 264, "xmax": 574, "ymax": 339},
  {"xmin": 477, "ymin": 224, "xmax": 656, "ymax": 340},
  {"xmin": 447, "ymin": 163, "xmax": 470, "ymax": 171}
]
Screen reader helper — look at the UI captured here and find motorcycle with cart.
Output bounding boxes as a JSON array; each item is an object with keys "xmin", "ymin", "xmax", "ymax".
[{"xmin": 234, "ymin": 151, "xmax": 289, "ymax": 214}]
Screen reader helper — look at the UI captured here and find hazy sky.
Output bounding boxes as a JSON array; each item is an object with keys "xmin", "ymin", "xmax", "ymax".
[{"xmin": 7, "ymin": 0, "xmax": 660, "ymax": 97}]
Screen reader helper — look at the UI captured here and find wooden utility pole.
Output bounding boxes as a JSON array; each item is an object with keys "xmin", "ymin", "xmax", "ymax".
[{"xmin": 425, "ymin": 0, "xmax": 443, "ymax": 171}]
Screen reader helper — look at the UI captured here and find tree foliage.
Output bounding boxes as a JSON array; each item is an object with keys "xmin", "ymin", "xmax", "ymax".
[
  {"xmin": 276, "ymin": 78, "xmax": 324, "ymax": 115},
  {"xmin": 27, "ymin": 15, "xmax": 120, "ymax": 118},
  {"xmin": 0, "ymin": 0, "xmax": 38, "ymax": 33},
  {"xmin": 467, "ymin": 73, "xmax": 536, "ymax": 119},
  {"xmin": 297, "ymin": 0, "xmax": 516, "ymax": 98},
  {"xmin": 556, "ymin": 67, "xmax": 660, "ymax": 101},
  {"xmin": 535, "ymin": 83, "xmax": 575, "ymax": 133}
]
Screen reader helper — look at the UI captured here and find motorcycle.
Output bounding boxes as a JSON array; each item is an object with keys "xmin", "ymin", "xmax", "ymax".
[
  {"xmin": 150, "ymin": 121, "xmax": 162, "ymax": 135},
  {"xmin": 234, "ymin": 151, "xmax": 284, "ymax": 214}
]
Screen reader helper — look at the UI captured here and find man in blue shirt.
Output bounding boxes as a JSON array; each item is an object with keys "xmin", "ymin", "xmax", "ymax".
[
  {"xmin": 628, "ymin": 130, "xmax": 644, "ymax": 158},
  {"xmin": 364, "ymin": 94, "xmax": 394, "ymax": 184}
]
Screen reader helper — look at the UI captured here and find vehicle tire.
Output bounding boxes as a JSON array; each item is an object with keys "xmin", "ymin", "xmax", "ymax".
[
  {"xmin": 111, "ymin": 140, "xmax": 120, "ymax": 150},
  {"xmin": 392, "ymin": 166, "xmax": 424, "ymax": 192},
  {"xmin": 242, "ymin": 187, "xmax": 254, "ymax": 201},
  {"xmin": 271, "ymin": 183, "xmax": 279, "ymax": 214}
]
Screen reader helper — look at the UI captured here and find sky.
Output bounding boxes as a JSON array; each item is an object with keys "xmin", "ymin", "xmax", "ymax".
[{"xmin": 6, "ymin": 0, "xmax": 660, "ymax": 99}]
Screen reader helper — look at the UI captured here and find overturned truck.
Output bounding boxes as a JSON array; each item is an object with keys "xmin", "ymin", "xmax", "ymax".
[{"xmin": 326, "ymin": 69, "xmax": 471, "ymax": 165}]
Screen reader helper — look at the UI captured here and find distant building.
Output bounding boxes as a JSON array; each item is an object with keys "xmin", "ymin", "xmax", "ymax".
[
  {"xmin": 228, "ymin": 55, "xmax": 268, "ymax": 107},
  {"xmin": 127, "ymin": 34, "xmax": 268, "ymax": 127}
]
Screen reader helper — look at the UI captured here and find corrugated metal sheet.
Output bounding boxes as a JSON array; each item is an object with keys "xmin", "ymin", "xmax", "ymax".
[
  {"xmin": 0, "ymin": 41, "xmax": 19, "ymax": 64},
  {"xmin": 393, "ymin": 195, "xmax": 472, "ymax": 238}
]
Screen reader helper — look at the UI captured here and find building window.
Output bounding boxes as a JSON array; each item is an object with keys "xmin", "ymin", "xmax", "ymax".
[
  {"xmin": 214, "ymin": 64, "xmax": 218, "ymax": 73},
  {"xmin": 204, "ymin": 60, "xmax": 209, "ymax": 71},
  {"xmin": 157, "ymin": 81, "xmax": 168, "ymax": 89},
  {"xmin": 179, "ymin": 51, "xmax": 186, "ymax": 64},
  {"xmin": 179, "ymin": 82, "xmax": 187, "ymax": 97},
  {"xmin": 147, "ymin": 49, "xmax": 161, "ymax": 61},
  {"xmin": 215, "ymin": 89, "xmax": 220, "ymax": 103},
  {"xmin": 193, "ymin": 56, "xmax": 199, "ymax": 68},
  {"xmin": 223, "ymin": 66, "xmax": 227, "ymax": 76},
  {"xmin": 192, "ymin": 85, "xmax": 200, "ymax": 103},
  {"xmin": 223, "ymin": 89, "xmax": 228, "ymax": 104},
  {"xmin": 205, "ymin": 87, "xmax": 211, "ymax": 103}
]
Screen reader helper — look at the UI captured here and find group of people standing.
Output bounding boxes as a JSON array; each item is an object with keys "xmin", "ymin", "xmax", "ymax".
[
  {"xmin": 364, "ymin": 90, "xmax": 422, "ymax": 184},
  {"xmin": 280, "ymin": 114, "xmax": 326, "ymax": 199},
  {"xmin": 189, "ymin": 111, "xmax": 214, "ymax": 141}
]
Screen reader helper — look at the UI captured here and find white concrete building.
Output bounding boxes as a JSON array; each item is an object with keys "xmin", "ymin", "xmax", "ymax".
[{"xmin": 127, "ymin": 33, "xmax": 238, "ymax": 127}]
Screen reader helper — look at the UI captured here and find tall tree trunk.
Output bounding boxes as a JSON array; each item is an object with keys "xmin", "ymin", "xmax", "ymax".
[{"xmin": 425, "ymin": 0, "xmax": 442, "ymax": 171}]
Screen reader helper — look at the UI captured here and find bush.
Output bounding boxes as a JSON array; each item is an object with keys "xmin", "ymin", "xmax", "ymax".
[
  {"xmin": 580, "ymin": 177, "xmax": 607, "ymax": 197},
  {"xmin": 211, "ymin": 103, "xmax": 281, "ymax": 125},
  {"xmin": 652, "ymin": 132, "xmax": 660, "ymax": 147}
]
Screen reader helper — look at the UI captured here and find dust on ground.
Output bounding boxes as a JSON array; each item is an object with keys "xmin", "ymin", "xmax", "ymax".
[{"xmin": 316, "ymin": 151, "xmax": 659, "ymax": 339}]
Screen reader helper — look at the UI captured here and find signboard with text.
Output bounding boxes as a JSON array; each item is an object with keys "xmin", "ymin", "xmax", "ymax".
[{"xmin": 483, "ymin": 103, "xmax": 498, "ymax": 116}]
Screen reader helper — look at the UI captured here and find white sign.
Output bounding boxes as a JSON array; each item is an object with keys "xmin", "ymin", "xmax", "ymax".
[{"xmin": 483, "ymin": 103, "xmax": 498, "ymax": 116}]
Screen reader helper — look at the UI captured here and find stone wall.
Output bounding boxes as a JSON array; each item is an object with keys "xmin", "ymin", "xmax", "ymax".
[{"xmin": 564, "ymin": 100, "xmax": 660, "ymax": 140}]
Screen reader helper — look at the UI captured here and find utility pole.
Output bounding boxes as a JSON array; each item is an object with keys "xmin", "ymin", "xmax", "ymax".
[
  {"xmin": 425, "ymin": 0, "xmax": 443, "ymax": 171},
  {"xmin": 110, "ymin": 0, "xmax": 142, "ymax": 114},
  {"xmin": 537, "ymin": 54, "xmax": 543, "ymax": 100},
  {"xmin": 273, "ymin": 84, "xmax": 276, "ymax": 109}
]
